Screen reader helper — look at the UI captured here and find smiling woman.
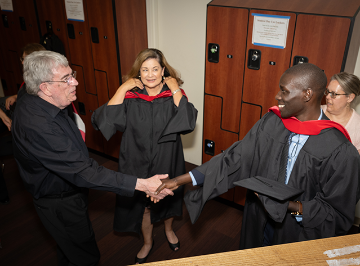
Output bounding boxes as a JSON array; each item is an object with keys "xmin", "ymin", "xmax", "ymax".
[
  {"xmin": 321, "ymin": 72, "xmax": 360, "ymax": 153},
  {"xmin": 91, "ymin": 48, "xmax": 198, "ymax": 264}
]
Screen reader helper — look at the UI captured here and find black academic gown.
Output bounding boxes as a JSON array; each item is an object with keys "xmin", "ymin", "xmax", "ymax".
[
  {"xmin": 92, "ymin": 84, "xmax": 198, "ymax": 234},
  {"xmin": 184, "ymin": 111, "xmax": 360, "ymax": 249}
]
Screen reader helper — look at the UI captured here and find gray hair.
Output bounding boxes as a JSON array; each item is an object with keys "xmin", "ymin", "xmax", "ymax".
[{"xmin": 23, "ymin": 50, "xmax": 69, "ymax": 95}]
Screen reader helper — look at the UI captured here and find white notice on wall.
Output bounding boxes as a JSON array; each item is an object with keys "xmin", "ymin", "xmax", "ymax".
[
  {"xmin": 252, "ymin": 13, "xmax": 290, "ymax": 49},
  {"xmin": 0, "ymin": 0, "xmax": 13, "ymax": 12},
  {"xmin": 65, "ymin": 0, "xmax": 85, "ymax": 22}
]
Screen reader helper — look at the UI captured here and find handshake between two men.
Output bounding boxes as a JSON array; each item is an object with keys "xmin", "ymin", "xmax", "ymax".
[{"xmin": 145, "ymin": 173, "xmax": 190, "ymax": 203}]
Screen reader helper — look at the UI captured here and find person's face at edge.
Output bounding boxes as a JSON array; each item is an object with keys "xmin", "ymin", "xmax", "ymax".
[
  {"xmin": 325, "ymin": 80, "xmax": 351, "ymax": 115},
  {"xmin": 275, "ymin": 74, "xmax": 308, "ymax": 121}
]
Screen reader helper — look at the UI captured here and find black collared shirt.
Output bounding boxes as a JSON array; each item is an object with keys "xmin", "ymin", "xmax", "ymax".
[{"xmin": 12, "ymin": 93, "xmax": 137, "ymax": 199}]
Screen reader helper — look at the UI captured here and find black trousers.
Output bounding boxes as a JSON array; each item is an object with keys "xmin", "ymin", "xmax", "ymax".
[{"xmin": 33, "ymin": 192, "xmax": 100, "ymax": 266}]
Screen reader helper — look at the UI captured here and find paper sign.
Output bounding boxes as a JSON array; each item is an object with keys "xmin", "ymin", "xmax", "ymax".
[
  {"xmin": 0, "ymin": 0, "xmax": 13, "ymax": 12},
  {"xmin": 252, "ymin": 13, "xmax": 290, "ymax": 49},
  {"xmin": 65, "ymin": 0, "xmax": 85, "ymax": 22}
]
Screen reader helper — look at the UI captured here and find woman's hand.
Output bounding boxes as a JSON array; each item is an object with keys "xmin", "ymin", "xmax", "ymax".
[
  {"xmin": 163, "ymin": 77, "xmax": 182, "ymax": 106},
  {"xmin": 119, "ymin": 78, "xmax": 144, "ymax": 93},
  {"xmin": 163, "ymin": 77, "xmax": 179, "ymax": 92},
  {"xmin": 108, "ymin": 78, "xmax": 144, "ymax": 106}
]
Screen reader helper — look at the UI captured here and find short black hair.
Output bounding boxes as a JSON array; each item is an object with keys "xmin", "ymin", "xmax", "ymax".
[{"xmin": 283, "ymin": 63, "xmax": 327, "ymax": 101}]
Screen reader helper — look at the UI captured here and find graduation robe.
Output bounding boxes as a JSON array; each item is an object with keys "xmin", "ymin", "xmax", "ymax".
[
  {"xmin": 92, "ymin": 84, "xmax": 198, "ymax": 234},
  {"xmin": 184, "ymin": 111, "xmax": 360, "ymax": 249}
]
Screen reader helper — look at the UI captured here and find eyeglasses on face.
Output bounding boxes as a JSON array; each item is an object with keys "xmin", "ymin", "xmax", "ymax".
[
  {"xmin": 324, "ymin": 89, "xmax": 348, "ymax": 99},
  {"xmin": 43, "ymin": 71, "xmax": 77, "ymax": 86}
]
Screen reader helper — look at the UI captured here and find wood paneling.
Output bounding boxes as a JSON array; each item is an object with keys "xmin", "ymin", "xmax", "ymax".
[
  {"xmin": 35, "ymin": 0, "xmax": 71, "ymax": 61},
  {"xmin": 87, "ymin": 0, "xmax": 120, "ymax": 100},
  {"xmin": 66, "ymin": 5, "xmax": 97, "ymax": 95},
  {"xmin": 94, "ymin": 70, "xmax": 121, "ymax": 158},
  {"xmin": 238, "ymin": 103, "xmax": 262, "ymax": 140},
  {"xmin": 205, "ymin": 6, "xmax": 248, "ymax": 133},
  {"xmin": 202, "ymin": 95, "xmax": 239, "ymax": 201},
  {"xmin": 72, "ymin": 65, "xmax": 104, "ymax": 152},
  {"xmin": 242, "ymin": 10, "xmax": 296, "ymax": 117},
  {"xmin": 0, "ymin": 10, "xmax": 21, "ymax": 93},
  {"xmin": 13, "ymin": 0, "xmax": 40, "ymax": 47},
  {"xmin": 115, "ymin": 0, "xmax": 148, "ymax": 80},
  {"xmin": 202, "ymin": 95, "xmax": 239, "ymax": 163},
  {"xmin": 291, "ymin": 14, "xmax": 351, "ymax": 82},
  {"xmin": 209, "ymin": 0, "xmax": 360, "ymax": 17}
]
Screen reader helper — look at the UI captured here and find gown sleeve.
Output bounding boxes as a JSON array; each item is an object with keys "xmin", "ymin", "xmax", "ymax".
[
  {"xmin": 158, "ymin": 96, "xmax": 198, "ymax": 143},
  {"xmin": 91, "ymin": 102, "xmax": 127, "ymax": 141},
  {"xmin": 184, "ymin": 113, "xmax": 265, "ymax": 224},
  {"xmin": 301, "ymin": 142, "xmax": 360, "ymax": 238}
]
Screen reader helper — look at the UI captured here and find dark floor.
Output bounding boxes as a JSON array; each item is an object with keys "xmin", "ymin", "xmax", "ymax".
[{"xmin": 0, "ymin": 150, "xmax": 243, "ymax": 266}]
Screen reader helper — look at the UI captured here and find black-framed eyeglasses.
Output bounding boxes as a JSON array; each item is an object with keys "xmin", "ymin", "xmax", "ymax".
[
  {"xmin": 43, "ymin": 71, "xmax": 77, "ymax": 86},
  {"xmin": 324, "ymin": 89, "xmax": 348, "ymax": 99}
]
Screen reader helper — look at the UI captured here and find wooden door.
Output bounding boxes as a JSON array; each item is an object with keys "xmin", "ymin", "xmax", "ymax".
[
  {"xmin": 0, "ymin": 10, "xmax": 20, "ymax": 95},
  {"xmin": 35, "ymin": 0, "xmax": 71, "ymax": 61},
  {"xmin": 203, "ymin": 6, "xmax": 249, "ymax": 201},
  {"xmin": 241, "ymin": 10, "xmax": 296, "ymax": 136},
  {"xmin": 291, "ymin": 14, "xmax": 351, "ymax": 82},
  {"xmin": 65, "ymin": 0, "xmax": 104, "ymax": 152}
]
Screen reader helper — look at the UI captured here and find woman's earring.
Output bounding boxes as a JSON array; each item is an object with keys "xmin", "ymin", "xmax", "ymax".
[{"xmin": 162, "ymin": 76, "xmax": 165, "ymax": 81}]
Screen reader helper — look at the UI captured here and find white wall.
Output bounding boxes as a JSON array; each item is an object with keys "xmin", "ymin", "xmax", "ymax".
[
  {"xmin": 146, "ymin": 0, "xmax": 209, "ymax": 165},
  {"xmin": 354, "ymin": 50, "xmax": 360, "ymax": 114},
  {"xmin": 146, "ymin": 0, "xmax": 360, "ymax": 166}
]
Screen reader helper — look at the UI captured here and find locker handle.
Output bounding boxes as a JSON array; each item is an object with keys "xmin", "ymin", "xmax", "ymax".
[
  {"xmin": 208, "ymin": 43, "xmax": 219, "ymax": 63},
  {"xmin": 293, "ymin": 56, "xmax": 309, "ymax": 66},
  {"xmin": 247, "ymin": 49, "xmax": 261, "ymax": 70},
  {"xmin": 91, "ymin": 27, "xmax": 99, "ymax": 43}
]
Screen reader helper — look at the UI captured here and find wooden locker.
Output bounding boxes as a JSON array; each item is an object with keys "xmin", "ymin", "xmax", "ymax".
[
  {"xmin": 203, "ymin": 6, "xmax": 248, "ymax": 201},
  {"xmin": 64, "ymin": 0, "xmax": 104, "ymax": 152},
  {"xmin": 291, "ymin": 15, "xmax": 351, "ymax": 80},
  {"xmin": 0, "ymin": 9, "xmax": 21, "ymax": 95},
  {"xmin": 86, "ymin": 0, "xmax": 148, "ymax": 158},
  {"xmin": 35, "ymin": 0, "xmax": 71, "ymax": 61}
]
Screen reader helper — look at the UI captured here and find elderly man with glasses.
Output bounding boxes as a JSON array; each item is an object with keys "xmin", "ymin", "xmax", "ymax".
[{"xmin": 11, "ymin": 50, "xmax": 172, "ymax": 266}]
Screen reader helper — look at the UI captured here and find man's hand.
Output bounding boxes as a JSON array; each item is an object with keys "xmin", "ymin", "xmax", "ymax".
[
  {"xmin": 155, "ymin": 178, "xmax": 179, "ymax": 195},
  {"xmin": 155, "ymin": 173, "xmax": 192, "ymax": 196},
  {"xmin": 5, "ymin": 95, "xmax": 17, "ymax": 110},
  {"xmin": 135, "ymin": 174, "xmax": 174, "ymax": 203}
]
